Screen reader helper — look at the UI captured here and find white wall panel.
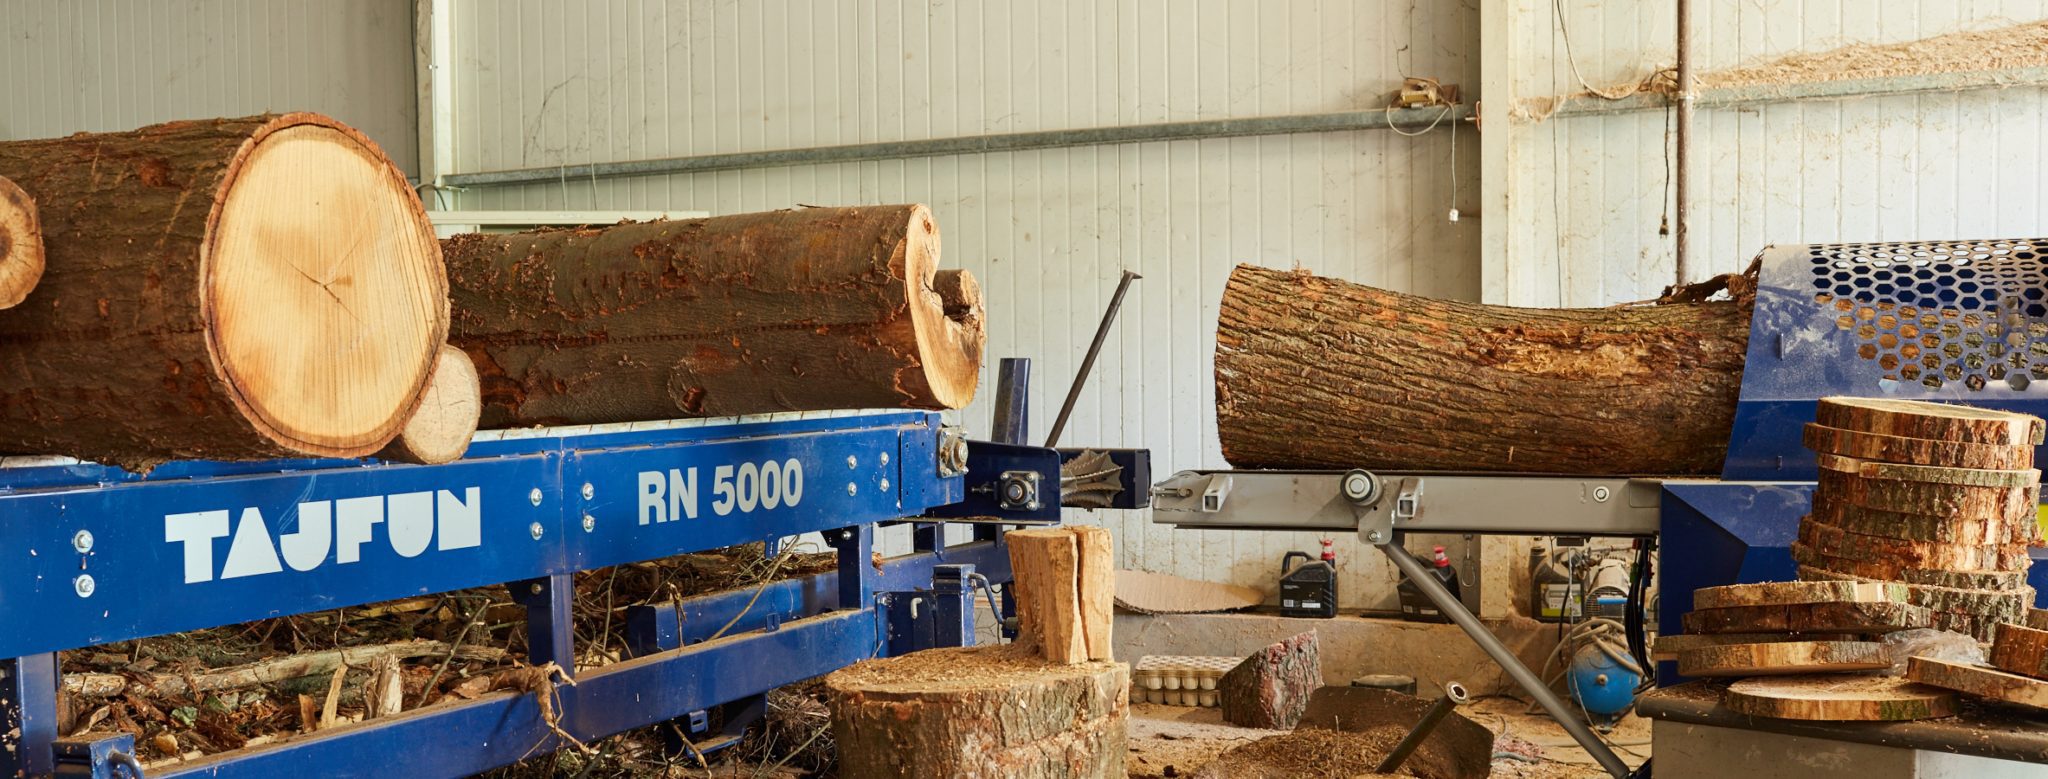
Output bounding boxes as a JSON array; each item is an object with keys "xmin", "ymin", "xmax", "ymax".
[
  {"xmin": 1505, "ymin": 0, "xmax": 2048, "ymax": 307},
  {"xmin": 0, "ymin": 0, "xmax": 419, "ymax": 176},
  {"xmin": 446, "ymin": 0, "xmax": 1483, "ymax": 607}
]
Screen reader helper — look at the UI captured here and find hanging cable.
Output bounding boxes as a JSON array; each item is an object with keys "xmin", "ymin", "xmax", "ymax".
[{"xmin": 1551, "ymin": 0, "xmax": 1641, "ymax": 100}]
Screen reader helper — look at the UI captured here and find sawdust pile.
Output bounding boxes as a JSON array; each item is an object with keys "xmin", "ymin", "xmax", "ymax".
[
  {"xmin": 1518, "ymin": 19, "xmax": 2048, "ymax": 121},
  {"xmin": 1191, "ymin": 725, "xmax": 1471, "ymax": 779}
]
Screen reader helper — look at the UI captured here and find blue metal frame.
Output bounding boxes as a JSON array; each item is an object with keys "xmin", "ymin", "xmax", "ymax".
[{"xmin": 0, "ymin": 411, "xmax": 1033, "ymax": 778}]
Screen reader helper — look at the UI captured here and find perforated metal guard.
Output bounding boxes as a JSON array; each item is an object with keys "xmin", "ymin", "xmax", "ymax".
[{"xmin": 1805, "ymin": 239, "xmax": 2048, "ymax": 391}]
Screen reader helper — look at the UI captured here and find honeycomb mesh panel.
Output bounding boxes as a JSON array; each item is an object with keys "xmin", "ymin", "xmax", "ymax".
[{"xmin": 1808, "ymin": 239, "xmax": 2048, "ymax": 391}]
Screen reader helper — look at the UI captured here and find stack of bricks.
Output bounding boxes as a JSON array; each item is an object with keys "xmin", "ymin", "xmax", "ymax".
[{"xmin": 1791, "ymin": 396, "xmax": 2043, "ymax": 643}]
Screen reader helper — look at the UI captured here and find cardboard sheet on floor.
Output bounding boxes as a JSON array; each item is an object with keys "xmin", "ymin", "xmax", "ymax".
[{"xmin": 1116, "ymin": 570, "xmax": 1265, "ymax": 614}]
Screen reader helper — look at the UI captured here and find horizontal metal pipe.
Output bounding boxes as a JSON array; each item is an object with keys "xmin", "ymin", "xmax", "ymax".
[
  {"xmin": 442, "ymin": 106, "xmax": 1473, "ymax": 188},
  {"xmin": 1539, "ymin": 65, "xmax": 2048, "ymax": 120}
]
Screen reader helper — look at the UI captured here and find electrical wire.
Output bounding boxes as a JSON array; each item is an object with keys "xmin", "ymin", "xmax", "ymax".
[
  {"xmin": 1551, "ymin": 0, "xmax": 1641, "ymax": 100},
  {"xmin": 1383, "ymin": 103, "xmax": 1454, "ymax": 137}
]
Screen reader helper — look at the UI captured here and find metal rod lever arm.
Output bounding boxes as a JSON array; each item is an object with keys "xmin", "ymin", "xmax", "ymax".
[{"xmin": 1379, "ymin": 541, "xmax": 1632, "ymax": 778}]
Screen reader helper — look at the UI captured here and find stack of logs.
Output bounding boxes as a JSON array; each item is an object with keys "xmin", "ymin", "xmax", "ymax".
[
  {"xmin": 0, "ymin": 116, "xmax": 983, "ymax": 469},
  {"xmin": 1792, "ymin": 397, "xmax": 2042, "ymax": 642},
  {"xmin": 826, "ymin": 526, "xmax": 1128, "ymax": 779}
]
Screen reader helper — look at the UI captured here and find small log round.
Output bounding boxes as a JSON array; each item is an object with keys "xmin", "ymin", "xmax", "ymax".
[
  {"xmin": 826, "ymin": 645, "xmax": 1129, "ymax": 779},
  {"xmin": 378, "ymin": 345, "xmax": 481, "ymax": 464},
  {"xmin": 0, "ymin": 175, "xmax": 44, "ymax": 308}
]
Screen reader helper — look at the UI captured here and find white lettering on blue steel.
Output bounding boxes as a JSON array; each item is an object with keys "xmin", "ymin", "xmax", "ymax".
[
  {"xmin": 638, "ymin": 458, "xmax": 803, "ymax": 525},
  {"xmin": 165, "ymin": 488, "xmax": 482, "ymax": 584}
]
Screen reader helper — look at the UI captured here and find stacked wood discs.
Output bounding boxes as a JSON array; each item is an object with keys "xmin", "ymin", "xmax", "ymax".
[
  {"xmin": 1670, "ymin": 580, "xmax": 1954, "ymax": 720},
  {"xmin": 1904, "ymin": 622, "xmax": 2048, "ymax": 712},
  {"xmin": 1793, "ymin": 396, "xmax": 2043, "ymax": 643}
]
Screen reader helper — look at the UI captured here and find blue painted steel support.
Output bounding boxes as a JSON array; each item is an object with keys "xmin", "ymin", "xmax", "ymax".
[
  {"xmin": 623, "ymin": 604, "xmax": 681, "ymax": 658},
  {"xmin": 511, "ymin": 573, "xmax": 576, "ymax": 674},
  {"xmin": 832, "ymin": 525, "xmax": 876, "ymax": 610},
  {"xmin": 1, "ymin": 654, "xmax": 60, "ymax": 778},
  {"xmin": 932, "ymin": 564, "xmax": 975, "ymax": 648},
  {"xmin": 51, "ymin": 733, "xmax": 137, "ymax": 779}
]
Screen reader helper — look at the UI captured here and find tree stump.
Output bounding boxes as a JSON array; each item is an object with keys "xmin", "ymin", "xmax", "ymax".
[
  {"xmin": 0, "ymin": 114, "xmax": 445, "ymax": 467},
  {"xmin": 825, "ymin": 645, "xmax": 1129, "ymax": 779},
  {"xmin": 441, "ymin": 205, "xmax": 984, "ymax": 427}
]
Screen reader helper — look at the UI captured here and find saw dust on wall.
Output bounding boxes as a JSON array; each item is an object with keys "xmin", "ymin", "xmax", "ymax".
[{"xmin": 1516, "ymin": 19, "xmax": 2048, "ymax": 121}]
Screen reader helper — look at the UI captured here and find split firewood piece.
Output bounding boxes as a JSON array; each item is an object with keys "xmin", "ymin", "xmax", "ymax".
[
  {"xmin": 1816, "ymin": 396, "xmax": 2045, "ymax": 446},
  {"xmin": 377, "ymin": 345, "xmax": 481, "ymax": 464},
  {"xmin": 1810, "ymin": 496, "xmax": 2038, "ymax": 545},
  {"xmin": 1652, "ymin": 632, "xmax": 1859, "ymax": 661},
  {"xmin": 0, "ymin": 175, "xmax": 44, "ymax": 308},
  {"xmin": 1008, "ymin": 528, "xmax": 1087, "ymax": 664},
  {"xmin": 1212, "ymin": 262, "xmax": 1753, "ymax": 474},
  {"xmin": 1682, "ymin": 600, "xmax": 1930, "ymax": 634},
  {"xmin": 1691, "ymin": 580, "xmax": 1904, "ymax": 610},
  {"xmin": 1804, "ymin": 423, "xmax": 2034, "ymax": 470},
  {"xmin": 1990, "ymin": 623, "xmax": 2048, "ymax": 679},
  {"xmin": 1904, "ymin": 567, "xmax": 2033, "ymax": 591},
  {"xmin": 1816, "ymin": 470, "xmax": 2038, "ymax": 521},
  {"xmin": 1677, "ymin": 641, "xmax": 1889, "ymax": 677},
  {"xmin": 442, "ymin": 205, "xmax": 985, "ymax": 427},
  {"xmin": 1907, "ymin": 656, "xmax": 2048, "ymax": 711},
  {"xmin": 1816, "ymin": 453, "xmax": 2040, "ymax": 488},
  {"xmin": 1071, "ymin": 525, "xmax": 1115, "ymax": 662},
  {"xmin": 825, "ymin": 645, "xmax": 1130, "ymax": 779},
  {"xmin": 1724, "ymin": 673, "xmax": 1958, "ymax": 721},
  {"xmin": 0, "ymin": 114, "xmax": 446, "ymax": 468},
  {"xmin": 317, "ymin": 664, "xmax": 347, "ymax": 730},
  {"xmin": 364, "ymin": 655, "xmax": 405, "ymax": 719},
  {"xmin": 1797, "ymin": 519, "xmax": 2031, "ymax": 571}
]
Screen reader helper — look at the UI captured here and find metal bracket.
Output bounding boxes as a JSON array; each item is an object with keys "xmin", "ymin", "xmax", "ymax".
[
  {"xmin": 52, "ymin": 733, "xmax": 141, "ymax": 779},
  {"xmin": 996, "ymin": 470, "xmax": 1042, "ymax": 511}
]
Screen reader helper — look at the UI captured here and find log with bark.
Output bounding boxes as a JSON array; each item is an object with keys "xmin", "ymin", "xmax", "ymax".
[
  {"xmin": 441, "ymin": 205, "xmax": 985, "ymax": 428},
  {"xmin": 0, "ymin": 114, "xmax": 447, "ymax": 468},
  {"xmin": 1213, "ymin": 263, "xmax": 1754, "ymax": 474},
  {"xmin": 0, "ymin": 174, "xmax": 44, "ymax": 308}
]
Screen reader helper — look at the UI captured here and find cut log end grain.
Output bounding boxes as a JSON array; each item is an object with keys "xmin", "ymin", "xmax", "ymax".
[
  {"xmin": 1212, "ymin": 263, "xmax": 1752, "ymax": 474},
  {"xmin": 1677, "ymin": 641, "xmax": 1890, "ymax": 677},
  {"xmin": 378, "ymin": 346, "xmax": 481, "ymax": 465},
  {"xmin": 1817, "ymin": 396, "xmax": 2046, "ymax": 446},
  {"xmin": 1723, "ymin": 674, "xmax": 1958, "ymax": 721},
  {"xmin": 898, "ymin": 209, "xmax": 983, "ymax": 410},
  {"xmin": 0, "ymin": 113, "xmax": 445, "ymax": 466},
  {"xmin": 0, "ymin": 175, "xmax": 44, "ymax": 309},
  {"xmin": 1906, "ymin": 657, "xmax": 2048, "ymax": 711}
]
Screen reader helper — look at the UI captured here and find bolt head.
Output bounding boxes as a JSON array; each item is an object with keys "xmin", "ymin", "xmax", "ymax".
[
  {"xmin": 529, "ymin": 521, "xmax": 545, "ymax": 540},
  {"xmin": 847, "ymin": 455, "xmax": 858, "ymax": 469},
  {"xmin": 879, "ymin": 478, "xmax": 891, "ymax": 492},
  {"xmin": 581, "ymin": 483, "xmax": 595, "ymax": 500},
  {"xmin": 581, "ymin": 514, "xmax": 596, "ymax": 532},
  {"xmin": 1592, "ymin": 486, "xmax": 1611, "ymax": 502},
  {"xmin": 1367, "ymin": 530, "xmax": 1383, "ymax": 542},
  {"xmin": 529, "ymin": 488, "xmax": 544, "ymax": 506},
  {"xmin": 71, "ymin": 530, "xmax": 94, "ymax": 554},
  {"xmin": 847, "ymin": 482, "xmax": 858, "ymax": 496},
  {"xmin": 73, "ymin": 574, "xmax": 95, "ymax": 598},
  {"xmin": 530, "ymin": 582, "xmax": 544, "ymax": 595},
  {"xmin": 880, "ymin": 453, "xmax": 890, "ymax": 466}
]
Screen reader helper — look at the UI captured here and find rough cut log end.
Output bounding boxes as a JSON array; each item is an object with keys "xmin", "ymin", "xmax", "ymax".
[
  {"xmin": 204, "ymin": 114, "xmax": 448, "ymax": 457},
  {"xmin": 902, "ymin": 206, "xmax": 983, "ymax": 410},
  {"xmin": 378, "ymin": 346, "xmax": 481, "ymax": 464},
  {"xmin": 0, "ymin": 175, "xmax": 44, "ymax": 309}
]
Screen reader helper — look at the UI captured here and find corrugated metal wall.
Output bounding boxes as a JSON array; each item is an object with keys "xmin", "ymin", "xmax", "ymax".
[
  {"xmin": 444, "ymin": 0, "xmax": 1483, "ymax": 606},
  {"xmin": 1505, "ymin": 0, "xmax": 2048, "ymax": 307},
  {"xmin": 0, "ymin": 0, "xmax": 420, "ymax": 175}
]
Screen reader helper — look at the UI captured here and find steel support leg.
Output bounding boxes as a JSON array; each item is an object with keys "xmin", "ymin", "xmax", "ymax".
[
  {"xmin": 0, "ymin": 653, "xmax": 58, "ymax": 777},
  {"xmin": 1381, "ymin": 540, "xmax": 1632, "ymax": 778},
  {"xmin": 512, "ymin": 573, "xmax": 576, "ymax": 676},
  {"xmin": 832, "ymin": 525, "xmax": 875, "ymax": 610}
]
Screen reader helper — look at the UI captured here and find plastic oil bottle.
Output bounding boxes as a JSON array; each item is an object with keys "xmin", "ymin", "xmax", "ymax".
[
  {"xmin": 1397, "ymin": 545, "xmax": 1462, "ymax": 623},
  {"xmin": 1278, "ymin": 538, "xmax": 1339, "ymax": 618}
]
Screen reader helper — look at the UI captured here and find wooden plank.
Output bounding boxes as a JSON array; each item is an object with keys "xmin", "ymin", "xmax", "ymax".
[
  {"xmin": 1816, "ymin": 396, "xmax": 2045, "ymax": 446},
  {"xmin": 1907, "ymin": 657, "xmax": 2048, "ymax": 711},
  {"xmin": 1811, "ymin": 496, "xmax": 2038, "ymax": 545},
  {"xmin": 1991, "ymin": 623, "xmax": 2048, "ymax": 679},
  {"xmin": 1723, "ymin": 673, "xmax": 1959, "ymax": 721},
  {"xmin": 1652, "ymin": 632, "xmax": 1858, "ymax": 661},
  {"xmin": 1691, "ymin": 580, "xmax": 1903, "ymax": 610},
  {"xmin": 1803, "ymin": 422, "xmax": 2034, "ymax": 470},
  {"xmin": 1797, "ymin": 518, "xmax": 2031, "ymax": 571},
  {"xmin": 1677, "ymin": 641, "xmax": 1889, "ymax": 677},
  {"xmin": 1816, "ymin": 469, "xmax": 2038, "ymax": 521},
  {"xmin": 1681, "ymin": 600, "xmax": 1931, "ymax": 634},
  {"xmin": 1816, "ymin": 452, "xmax": 2040, "ymax": 488}
]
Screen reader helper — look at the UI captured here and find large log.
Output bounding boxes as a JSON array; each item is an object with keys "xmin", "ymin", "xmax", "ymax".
[
  {"xmin": 0, "ymin": 175, "xmax": 44, "ymax": 308},
  {"xmin": 0, "ymin": 114, "xmax": 446, "ymax": 467},
  {"xmin": 1214, "ymin": 263, "xmax": 1752, "ymax": 474},
  {"xmin": 441, "ymin": 205, "xmax": 984, "ymax": 427}
]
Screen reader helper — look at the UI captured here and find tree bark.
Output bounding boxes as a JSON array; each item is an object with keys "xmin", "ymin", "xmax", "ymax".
[
  {"xmin": 0, "ymin": 114, "xmax": 446, "ymax": 468},
  {"xmin": 378, "ymin": 345, "xmax": 481, "ymax": 465},
  {"xmin": 441, "ymin": 205, "xmax": 985, "ymax": 428},
  {"xmin": 0, "ymin": 175, "xmax": 44, "ymax": 308},
  {"xmin": 1214, "ymin": 263, "xmax": 1752, "ymax": 474},
  {"xmin": 826, "ymin": 645, "xmax": 1129, "ymax": 779}
]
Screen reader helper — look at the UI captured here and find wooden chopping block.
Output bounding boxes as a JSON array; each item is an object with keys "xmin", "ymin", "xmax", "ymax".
[
  {"xmin": 1991, "ymin": 623, "xmax": 2048, "ymax": 679},
  {"xmin": 1907, "ymin": 656, "xmax": 2048, "ymax": 712},
  {"xmin": 1723, "ymin": 674, "xmax": 1958, "ymax": 721},
  {"xmin": 1803, "ymin": 422, "xmax": 2034, "ymax": 470},
  {"xmin": 1681, "ymin": 600, "xmax": 1930, "ymax": 634},
  {"xmin": 1691, "ymin": 580, "xmax": 1903, "ymax": 610},
  {"xmin": 1816, "ymin": 396, "xmax": 2045, "ymax": 446},
  {"xmin": 1676, "ymin": 641, "xmax": 1889, "ymax": 677}
]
